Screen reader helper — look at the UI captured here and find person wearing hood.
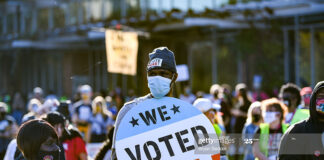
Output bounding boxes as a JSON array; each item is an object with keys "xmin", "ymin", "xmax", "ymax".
[
  {"xmin": 90, "ymin": 96, "xmax": 114, "ymax": 142},
  {"xmin": 278, "ymin": 81, "xmax": 324, "ymax": 160}
]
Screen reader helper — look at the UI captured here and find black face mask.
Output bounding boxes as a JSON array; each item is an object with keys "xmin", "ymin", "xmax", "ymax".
[
  {"xmin": 37, "ymin": 150, "xmax": 60, "ymax": 160},
  {"xmin": 252, "ymin": 114, "xmax": 261, "ymax": 123}
]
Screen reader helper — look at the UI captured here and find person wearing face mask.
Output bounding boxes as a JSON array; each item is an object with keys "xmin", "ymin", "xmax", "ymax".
[
  {"xmin": 22, "ymin": 98, "xmax": 42, "ymax": 123},
  {"xmin": 193, "ymin": 98, "xmax": 228, "ymax": 159},
  {"xmin": 90, "ymin": 96, "xmax": 114, "ymax": 142},
  {"xmin": 72, "ymin": 84, "xmax": 93, "ymax": 143},
  {"xmin": 41, "ymin": 112, "xmax": 67, "ymax": 160},
  {"xmin": 288, "ymin": 87, "xmax": 312, "ymax": 125},
  {"xmin": 300, "ymin": 87, "xmax": 312, "ymax": 109},
  {"xmin": 39, "ymin": 99, "xmax": 60, "ymax": 115},
  {"xmin": 179, "ymin": 86, "xmax": 196, "ymax": 104},
  {"xmin": 252, "ymin": 98, "xmax": 288, "ymax": 160},
  {"xmin": 278, "ymin": 81, "xmax": 324, "ymax": 160},
  {"xmin": 17, "ymin": 119, "xmax": 61, "ymax": 160},
  {"xmin": 231, "ymin": 84, "xmax": 252, "ymax": 159},
  {"xmin": 42, "ymin": 112, "xmax": 88, "ymax": 160},
  {"xmin": 33, "ymin": 87, "xmax": 44, "ymax": 103},
  {"xmin": 210, "ymin": 84, "xmax": 231, "ymax": 134},
  {"xmin": 242, "ymin": 101, "xmax": 262, "ymax": 160},
  {"xmin": 0, "ymin": 102, "xmax": 18, "ymax": 159},
  {"xmin": 279, "ymin": 83, "xmax": 302, "ymax": 124},
  {"xmin": 193, "ymin": 98, "xmax": 225, "ymax": 137},
  {"xmin": 109, "ymin": 47, "xmax": 178, "ymax": 160}
]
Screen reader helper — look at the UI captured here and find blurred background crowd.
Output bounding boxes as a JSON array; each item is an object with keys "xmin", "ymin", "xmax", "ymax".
[{"xmin": 0, "ymin": 81, "xmax": 314, "ymax": 160}]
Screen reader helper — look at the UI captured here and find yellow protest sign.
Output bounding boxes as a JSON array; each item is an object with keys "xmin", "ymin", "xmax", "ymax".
[{"xmin": 105, "ymin": 29, "xmax": 138, "ymax": 75}]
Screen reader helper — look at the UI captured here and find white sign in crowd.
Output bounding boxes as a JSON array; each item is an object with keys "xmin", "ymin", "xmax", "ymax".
[{"xmin": 105, "ymin": 29, "xmax": 138, "ymax": 75}]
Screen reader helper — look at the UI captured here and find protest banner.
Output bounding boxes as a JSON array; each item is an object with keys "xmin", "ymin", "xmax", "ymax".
[
  {"xmin": 115, "ymin": 97, "xmax": 220, "ymax": 160},
  {"xmin": 105, "ymin": 29, "xmax": 138, "ymax": 75}
]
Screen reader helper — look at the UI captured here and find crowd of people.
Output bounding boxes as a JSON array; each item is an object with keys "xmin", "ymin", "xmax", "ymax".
[
  {"xmin": 0, "ymin": 85, "xmax": 123, "ymax": 160},
  {"xmin": 0, "ymin": 46, "xmax": 322, "ymax": 160},
  {"xmin": 180, "ymin": 82, "xmax": 315, "ymax": 160}
]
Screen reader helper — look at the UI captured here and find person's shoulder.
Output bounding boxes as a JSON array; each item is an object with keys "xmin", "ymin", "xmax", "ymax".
[
  {"xmin": 115, "ymin": 94, "xmax": 152, "ymax": 127},
  {"xmin": 22, "ymin": 112, "xmax": 34, "ymax": 118},
  {"xmin": 244, "ymin": 123, "xmax": 254, "ymax": 129},
  {"xmin": 72, "ymin": 100, "xmax": 83, "ymax": 108},
  {"xmin": 5, "ymin": 115, "xmax": 17, "ymax": 123},
  {"xmin": 286, "ymin": 120, "xmax": 308, "ymax": 134},
  {"xmin": 135, "ymin": 94, "xmax": 151, "ymax": 102},
  {"xmin": 8, "ymin": 139, "xmax": 17, "ymax": 146},
  {"xmin": 21, "ymin": 113, "xmax": 36, "ymax": 123},
  {"xmin": 68, "ymin": 126, "xmax": 84, "ymax": 139},
  {"xmin": 122, "ymin": 94, "xmax": 152, "ymax": 110}
]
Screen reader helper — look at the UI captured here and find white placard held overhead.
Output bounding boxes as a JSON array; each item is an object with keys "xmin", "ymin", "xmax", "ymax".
[{"xmin": 105, "ymin": 29, "xmax": 138, "ymax": 75}]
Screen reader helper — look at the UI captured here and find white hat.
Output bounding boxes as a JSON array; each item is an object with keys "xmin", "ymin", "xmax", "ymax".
[
  {"xmin": 39, "ymin": 98, "xmax": 60, "ymax": 114},
  {"xmin": 33, "ymin": 87, "xmax": 43, "ymax": 95},
  {"xmin": 80, "ymin": 84, "xmax": 92, "ymax": 94},
  {"xmin": 193, "ymin": 98, "xmax": 219, "ymax": 113}
]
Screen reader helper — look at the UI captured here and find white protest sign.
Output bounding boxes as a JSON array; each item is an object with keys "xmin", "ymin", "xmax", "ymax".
[
  {"xmin": 105, "ymin": 29, "xmax": 138, "ymax": 75},
  {"xmin": 116, "ymin": 97, "xmax": 220, "ymax": 160},
  {"xmin": 176, "ymin": 64, "xmax": 189, "ymax": 82}
]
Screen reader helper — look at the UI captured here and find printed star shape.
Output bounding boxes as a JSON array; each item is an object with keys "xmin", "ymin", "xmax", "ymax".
[
  {"xmin": 129, "ymin": 117, "xmax": 139, "ymax": 127},
  {"xmin": 171, "ymin": 105, "xmax": 180, "ymax": 114}
]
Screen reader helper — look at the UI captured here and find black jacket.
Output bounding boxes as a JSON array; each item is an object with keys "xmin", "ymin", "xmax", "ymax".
[{"xmin": 279, "ymin": 81, "xmax": 324, "ymax": 160}]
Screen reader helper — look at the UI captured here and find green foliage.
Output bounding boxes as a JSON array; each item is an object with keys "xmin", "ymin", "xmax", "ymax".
[{"xmin": 231, "ymin": 23, "xmax": 284, "ymax": 92}]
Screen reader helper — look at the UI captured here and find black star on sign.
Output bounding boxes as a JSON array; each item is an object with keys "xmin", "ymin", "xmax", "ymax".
[
  {"xmin": 171, "ymin": 105, "xmax": 180, "ymax": 114},
  {"xmin": 129, "ymin": 117, "xmax": 139, "ymax": 127}
]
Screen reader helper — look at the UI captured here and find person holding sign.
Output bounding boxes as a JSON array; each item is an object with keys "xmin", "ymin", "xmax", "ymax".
[
  {"xmin": 110, "ymin": 47, "xmax": 178, "ymax": 160},
  {"xmin": 109, "ymin": 47, "xmax": 226, "ymax": 160}
]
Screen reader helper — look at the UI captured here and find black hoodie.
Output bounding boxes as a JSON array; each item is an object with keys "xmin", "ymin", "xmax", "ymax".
[{"xmin": 279, "ymin": 81, "xmax": 324, "ymax": 160}]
